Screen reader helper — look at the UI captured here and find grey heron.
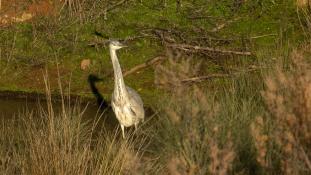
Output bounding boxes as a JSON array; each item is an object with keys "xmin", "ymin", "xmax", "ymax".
[{"xmin": 108, "ymin": 40, "xmax": 145, "ymax": 138}]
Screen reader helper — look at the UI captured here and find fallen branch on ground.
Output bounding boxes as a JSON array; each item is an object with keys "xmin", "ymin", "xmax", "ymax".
[
  {"xmin": 181, "ymin": 67, "xmax": 261, "ymax": 83},
  {"xmin": 103, "ymin": 56, "xmax": 166, "ymax": 78},
  {"xmin": 123, "ymin": 56, "xmax": 166, "ymax": 77},
  {"xmin": 250, "ymin": 34, "xmax": 277, "ymax": 39},
  {"xmin": 181, "ymin": 73, "xmax": 232, "ymax": 83},
  {"xmin": 168, "ymin": 43, "xmax": 252, "ymax": 56},
  {"xmin": 88, "ymin": 35, "xmax": 148, "ymax": 47}
]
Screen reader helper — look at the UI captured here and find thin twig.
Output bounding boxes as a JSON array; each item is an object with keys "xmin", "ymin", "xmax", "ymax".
[
  {"xmin": 181, "ymin": 73, "xmax": 232, "ymax": 83},
  {"xmin": 250, "ymin": 34, "xmax": 277, "ymax": 39},
  {"xmin": 299, "ymin": 145, "xmax": 311, "ymax": 171},
  {"xmin": 96, "ymin": 0, "xmax": 129, "ymax": 19},
  {"xmin": 296, "ymin": 138, "xmax": 311, "ymax": 171},
  {"xmin": 181, "ymin": 68, "xmax": 260, "ymax": 83},
  {"xmin": 187, "ymin": 16, "xmax": 215, "ymax": 20},
  {"xmin": 106, "ymin": 0, "xmax": 128, "ymax": 12},
  {"xmin": 193, "ymin": 33, "xmax": 276, "ymax": 42},
  {"xmin": 209, "ymin": 17, "xmax": 241, "ymax": 32},
  {"xmin": 168, "ymin": 43, "xmax": 252, "ymax": 56}
]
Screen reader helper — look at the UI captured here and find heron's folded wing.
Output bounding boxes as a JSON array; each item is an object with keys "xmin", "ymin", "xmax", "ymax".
[{"xmin": 126, "ymin": 86, "xmax": 144, "ymax": 107}]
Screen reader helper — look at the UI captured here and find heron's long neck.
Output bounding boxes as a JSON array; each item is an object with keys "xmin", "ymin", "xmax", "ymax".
[{"xmin": 110, "ymin": 48, "xmax": 128, "ymax": 100}]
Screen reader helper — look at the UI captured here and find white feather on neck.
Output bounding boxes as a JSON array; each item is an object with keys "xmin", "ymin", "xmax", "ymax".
[{"xmin": 109, "ymin": 47, "xmax": 129, "ymax": 103}]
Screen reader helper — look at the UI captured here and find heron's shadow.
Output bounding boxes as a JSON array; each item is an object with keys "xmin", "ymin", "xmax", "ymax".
[
  {"xmin": 87, "ymin": 74, "xmax": 109, "ymax": 110},
  {"xmin": 87, "ymin": 74, "xmax": 120, "ymax": 129}
]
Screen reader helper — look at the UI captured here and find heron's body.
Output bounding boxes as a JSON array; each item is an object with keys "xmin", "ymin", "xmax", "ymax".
[
  {"xmin": 112, "ymin": 86, "xmax": 144, "ymax": 127},
  {"xmin": 109, "ymin": 41, "xmax": 144, "ymax": 138}
]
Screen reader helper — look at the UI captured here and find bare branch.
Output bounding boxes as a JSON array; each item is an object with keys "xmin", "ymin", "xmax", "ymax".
[
  {"xmin": 187, "ymin": 16, "xmax": 215, "ymax": 20},
  {"xmin": 168, "ymin": 43, "xmax": 252, "ymax": 56},
  {"xmin": 181, "ymin": 73, "xmax": 232, "ymax": 83},
  {"xmin": 250, "ymin": 34, "xmax": 277, "ymax": 39},
  {"xmin": 95, "ymin": 0, "xmax": 129, "ymax": 20},
  {"xmin": 123, "ymin": 56, "xmax": 166, "ymax": 77},
  {"xmin": 106, "ymin": 0, "xmax": 128, "ymax": 12},
  {"xmin": 181, "ymin": 67, "xmax": 260, "ymax": 83},
  {"xmin": 88, "ymin": 35, "xmax": 148, "ymax": 47}
]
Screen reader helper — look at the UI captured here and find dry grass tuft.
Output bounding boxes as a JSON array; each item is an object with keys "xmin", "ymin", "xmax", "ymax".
[
  {"xmin": 261, "ymin": 44, "xmax": 311, "ymax": 174},
  {"xmin": 60, "ymin": 0, "xmax": 83, "ymax": 16},
  {"xmin": 0, "ymin": 102, "xmax": 147, "ymax": 175},
  {"xmin": 297, "ymin": 0, "xmax": 310, "ymax": 8},
  {"xmin": 251, "ymin": 116, "xmax": 269, "ymax": 168},
  {"xmin": 155, "ymin": 57, "xmax": 201, "ymax": 93},
  {"xmin": 0, "ymin": 75, "xmax": 151, "ymax": 175},
  {"xmin": 157, "ymin": 58, "xmax": 235, "ymax": 175},
  {"xmin": 208, "ymin": 138, "xmax": 235, "ymax": 175}
]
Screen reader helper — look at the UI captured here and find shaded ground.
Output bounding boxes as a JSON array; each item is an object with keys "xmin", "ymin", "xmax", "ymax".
[
  {"xmin": 0, "ymin": 1, "xmax": 310, "ymax": 175},
  {"xmin": 0, "ymin": 0, "xmax": 55, "ymax": 26},
  {"xmin": 0, "ymin": 0, "xmax": 303, "ymax": 106}
]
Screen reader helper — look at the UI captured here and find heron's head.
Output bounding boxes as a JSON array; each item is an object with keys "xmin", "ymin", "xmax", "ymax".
[{"xmin": 109, "ymin": 40, "xmax": 127, "ymax": 50}]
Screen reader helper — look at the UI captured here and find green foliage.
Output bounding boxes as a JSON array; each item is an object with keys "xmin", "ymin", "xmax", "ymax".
[{"xmin": 0, "ymin": 0, "xmax": 304, "ymax": 99}]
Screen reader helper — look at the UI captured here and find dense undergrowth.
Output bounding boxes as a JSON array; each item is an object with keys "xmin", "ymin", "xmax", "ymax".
[
  {"xmin": 1, "ymin": 42, "xmax": 311, "ymax": 174},
  {"xmin": 1, "ymin": 0, "xmax": 311, "ymax": 174},
  {"xmin": 0, "ymin": 0, "xmax": 303, "ymax": 103}
]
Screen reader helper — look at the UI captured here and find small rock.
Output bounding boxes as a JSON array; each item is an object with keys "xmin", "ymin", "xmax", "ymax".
[
  {"xmin": 12, "ymin": 12, "xmax": 33, "ymax": 22},
  {"xmin": 21, "ymin": 12, "xmax": 33, "ymax": 21},
  {"xmin": 81, "ymin": 59, "xmax": 91, "ymax": 71},
  {"xmin": 1, "ymin": 19, "xmax": 7, "ymax": 24}
]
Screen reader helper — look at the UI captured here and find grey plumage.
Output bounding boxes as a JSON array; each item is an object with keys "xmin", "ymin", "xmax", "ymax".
[{"xmin": 108, "ymin": 40, "xmax": 144, "ymax": 138}]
